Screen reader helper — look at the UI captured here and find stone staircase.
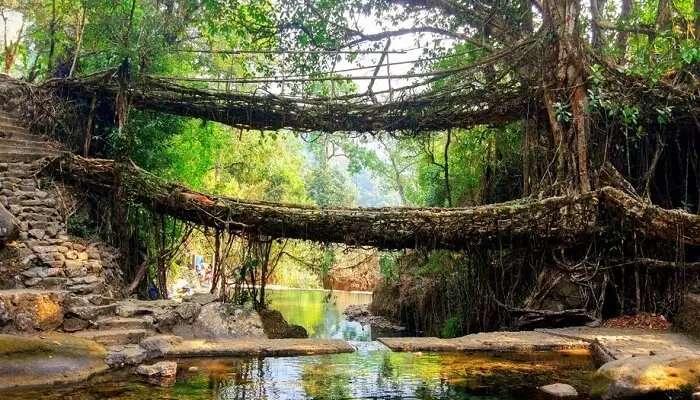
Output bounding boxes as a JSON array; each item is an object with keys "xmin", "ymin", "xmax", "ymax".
[
  {"xmin": 0, "ymin": 110, "xmax": 131, "ymax": 344},
  {"xmin": 0, "ymin": 112, "xmax": 64, "ymax": 163},
  {"xmin": 0, "ymin": 111, "xmax": 206, "ymax": 349},
  {"xmin": 68, "ymin": 301, "xmax": 158, "ymax": 346}
]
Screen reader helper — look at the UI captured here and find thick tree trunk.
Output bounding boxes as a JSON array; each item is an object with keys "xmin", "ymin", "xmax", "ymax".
[
  {"xmin": 541, "ymin": 0, "xmax": 592, "ymax": 194},
  {"xmin": 695, "ymin": 0, "xmax": 700, "ymax": 39},
  {"xmin": 616, "ymin": 0, "xmax": 633, "ymax": 56},
  {"xmin": 590, "ymin": 0, "xmax": 607, "ymax": 49}
]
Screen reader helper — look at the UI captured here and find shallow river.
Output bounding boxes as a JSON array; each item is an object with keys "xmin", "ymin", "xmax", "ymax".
[{"xmin": 7, "ymin": 289, "xmax": 596, "ymax": 399}]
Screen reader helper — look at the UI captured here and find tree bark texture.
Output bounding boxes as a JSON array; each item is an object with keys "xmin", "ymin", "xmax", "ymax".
[{"xmin": 541, "ymin": 0, "xmax": 592, "ymax": 194}]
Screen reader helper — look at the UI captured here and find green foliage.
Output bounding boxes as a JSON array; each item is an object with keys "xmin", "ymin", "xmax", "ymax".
[
  {"xmin": 554, "ymin": 102, "xmax": 572, "ymax": 124},
  {"xmin": 306, "ymin": 167, "xmax": 356, "ymax": 207},
  {"xmin": 379, "ymin": 252, "xmax": 399, "ymax": 281},
  {"xmin": 440, "ymin": 316, "xmax": 461, "ymax": 339}
]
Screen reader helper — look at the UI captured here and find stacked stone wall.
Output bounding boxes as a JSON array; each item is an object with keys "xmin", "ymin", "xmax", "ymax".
[
  {"xmin": 0, "ymin": 111, "xmax": 125, "ymax": 302},
  {"xmin": 0, "ymin": 160, "xmax": 124, "ymax": 299}
]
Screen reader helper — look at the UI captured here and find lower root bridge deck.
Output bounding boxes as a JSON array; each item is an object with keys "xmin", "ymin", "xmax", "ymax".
[{"xmin": 46, "ymin": 154, "xmax": 700, "ymax": 252}]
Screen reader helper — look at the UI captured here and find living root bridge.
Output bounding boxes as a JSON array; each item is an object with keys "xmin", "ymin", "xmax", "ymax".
[{"xmin": 46, "ymin": 154, "xmax": 700, "ymax": 250}]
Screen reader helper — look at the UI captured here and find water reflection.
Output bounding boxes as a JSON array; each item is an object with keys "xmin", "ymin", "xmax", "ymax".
[
  {"xmin": 265, "ymin": 288, "xmax": 373, "ymax": 340},
  {"xmin": 9, "ymin": 349, "xmax": 592, "ymax": 399},
  {"xmin": 183, "ymin": 350, "xmax": 593, "ymax": 400}
]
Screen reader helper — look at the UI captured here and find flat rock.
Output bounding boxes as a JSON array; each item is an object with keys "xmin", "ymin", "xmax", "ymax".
[
  {"xmin": 139, "ymin": 334, "xmax": 183, "ymax": 357},
  {"xmin": 136, "ymin": 361, "xmax": 177, "ymax": 386},
  {"xmin": 98, "ymin": 316, "xmax": 154, "ymax": 330},
  {"xmin": 62, "ymin": 317, "xmax": 89, "ymax": 332},
  {"xmin": 592, "ymin": 352, "xmax": 700, "ymax": 399},
  {"xmin": 540, "ymin": 327, "xmax": 700, "ymax": 360},
  {"xmin": 0, "ymin": 333, "xmax": 108, "ymax": 389},
  {"xmin": 73, "ymin": 328, "xmax": 152, "ymax": 346},
  {"xmin": 183, "ymin": 292, "xmax": 217, "ymax": 305},
  {"xmin": 136, "ymin": 360, "xmax": 177, "ymax": 377},
  {"xmin": 538, "ymin": 383, "xmax": 578, "ymax": 398},
  {"xmin": 67, "ymin": 304, "xmax": 116, "ymax": 321},
  {"xmin": 379, "ymin": 331, "xmax": 587, "ymax": 353},
  {"xmin": 163, "ymin": 337, "xmax": 355, "ymax": 357},
  {"xmin": 105, "ymin": 344, "xmax": 148, "ymax": 367}
]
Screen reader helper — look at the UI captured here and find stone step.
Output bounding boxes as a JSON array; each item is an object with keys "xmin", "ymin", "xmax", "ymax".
[
  {"xmin": 0, "ymin": 143, "xmax": 61, "ymax": 156},
  {"xmin": 0, "ymin": 121, "xmax": 28, "ymax": 131},
  {"xmin": 0, "ymin": 147, "xmax": 61, "ymax": 158},
  {"xmin": 73, "ymin": 329, "xmax": 153, "ymax": 346},
  {"xmin": 0, "ymin": 115, "xmax": 23, "ymax": 127},
  {"xmin": 67, "ymin": 303, "xmax": 117, "ymax": 321},
  {"xmin": 0, "ymin": 127, "xmax": 30, "ymax": 137},
  {"xmin": 0, "ymin": 131, "xmax": 50, "ymax": 142},
  {"xmin": 0, "ymin": 152, "xmax": 57, "ymax": 163},
  {"xmin": 97, "ymin": 316, "xmax": 154, "ymax": 331},
  {"xmin": 1, "ymin": 138, "xmax": 56, "ymax": 149}
]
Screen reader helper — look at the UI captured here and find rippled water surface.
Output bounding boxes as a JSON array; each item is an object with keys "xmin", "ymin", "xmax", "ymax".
[{"xmin": 4, "ymin": 289, "xmax": 596, "ymax": 399}]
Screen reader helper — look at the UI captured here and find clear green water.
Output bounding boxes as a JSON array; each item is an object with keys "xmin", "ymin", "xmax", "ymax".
[
  {"xmin": 265, "ymin": 288, "xmax": 374, "ymax": 340},
  {"xmin": 2, "ymin": 289, "xmax": 596, "ymax": 399}
]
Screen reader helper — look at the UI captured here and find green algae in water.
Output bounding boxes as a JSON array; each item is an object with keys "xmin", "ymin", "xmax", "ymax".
[{"xmin": 3, "ymin": 348, "xmax": 595, "ymax": 399}]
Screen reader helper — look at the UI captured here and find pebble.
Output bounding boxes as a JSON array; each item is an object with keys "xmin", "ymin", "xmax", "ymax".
[{"xmin": 538, "ymin": 383, "xmax": 578, "ymax": 399}]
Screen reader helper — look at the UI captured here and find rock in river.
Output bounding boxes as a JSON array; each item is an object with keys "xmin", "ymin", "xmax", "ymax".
[
  {"xmin": 190, "ymin": 302, "xmax": 265, "ymax": 339},
  {"xmin": 592, "ymin": 352, "xmax": 700, "ymax": 399},
  {"xmin": 136, "ymin": 361, "xmax": 178, "ymax": 386},
  {"xmin": 538, "ymin": 383, "xmax": 578, "ymax": 398}
]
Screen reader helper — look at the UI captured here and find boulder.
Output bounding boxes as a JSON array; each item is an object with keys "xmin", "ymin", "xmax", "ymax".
[
  {"xmin": 259, "ymin": 309, "xmax": 308, "ymax": 339},
  {"xmin": 191, "ymin": 302, "xmax": 265, "ymax": 339},
  {"xmin": 538, "ymin": 383, "xmax": 578, "ymax": 398},
  {"xmin": 0, "ymin": 203, "xmax": 19, "ymax": 246},
  {"xmin": 0, "ymin": 289, "xmax": 66, "ymax": 332},
  {"xmin": 287, "ymin": 324, "xmax": 309, "ymax": 338},
  {"xmin": 136, "ymin": 361, "xmax": 177, "ymax": 386},
  {"xmin": 674, "ymin": 293, "xmax": 700, "ymax": 338},
  {"xmin": 592, "ymin": 352, "xmax": 700, "ymax": 399}
]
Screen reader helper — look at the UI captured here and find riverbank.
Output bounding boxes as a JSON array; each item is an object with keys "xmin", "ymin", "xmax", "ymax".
[
  {"xmin": 1, "ymin": 325, "xmax": 700, "ymax": 398},
  {"xmin": 380, "ymin": 327, "xmax": 700, "ymax": 399}
]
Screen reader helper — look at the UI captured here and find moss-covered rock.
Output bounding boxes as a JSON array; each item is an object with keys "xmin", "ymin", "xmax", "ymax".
[{"xmin": 0, "ymin": 289, "xmax": 66, "ymax": 332}]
